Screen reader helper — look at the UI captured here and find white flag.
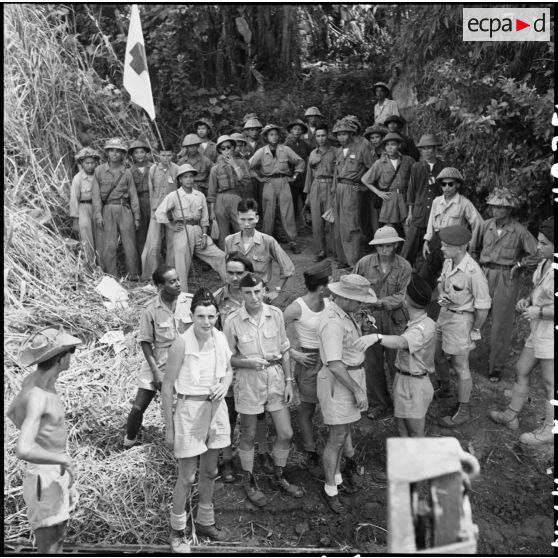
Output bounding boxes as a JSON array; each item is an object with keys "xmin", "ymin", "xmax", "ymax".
[{"xmin": 123, "ymin": 4, "xmax": 155, "ymax": 120}]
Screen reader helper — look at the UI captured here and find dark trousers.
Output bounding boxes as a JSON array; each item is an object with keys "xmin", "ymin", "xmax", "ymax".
[
  {"xmin": 136, "ymin": 194, "xmax": 151, "ymax": 269},
  {"xmin": 401, "ymin": 224, "xmax": 426, "ymax": 267},
  {"xmin": 359, "ymin": 190, "xmax": 374, "ymax": 243},
  {"xmin": 418, "ymin": 231, "xmax": 443, "ymax": 290}
]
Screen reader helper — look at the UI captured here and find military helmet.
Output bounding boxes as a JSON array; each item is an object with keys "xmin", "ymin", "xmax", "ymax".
[
  {"xmin": 344, "ymin": 115, "xmax": 363, "ymax": 133},
  {"xmin": 230, "ymin": 132, "xmax": 247, "ymax": 144},
  {"xmin": 380, "ymin": 132, "xmax": 404, "ymax": 146},
  {"xmin": 75, "ymin": 147, "xmax": 101, "ymax": 162},
  {"xmin": 384, "ymin": 114, "xmax": 406, "ymax": 127},
  {"xmin": 194, "ymin": 118, "xmax": 213, "ymax": 133},
  {"xmin": 373, "ymin": 81, "xmax": 390, "ymax": 95},
  {"xmin": 104, "ymin": 137, "xmax": 128, "ymax": 152},
  {"xmin": 436, "ymin": 167, "xmax": 464, "ymax": 183},
  {"xmin": 304, "ymin": 106, "xmax": 323, "ymax": 118},
  {"xmin": 261, "ymin": 123, "xmax": 282, "ymax": 139},
  {"xmin": 363, "ymin": 125, "xmax": 388, "ymax": 140},
  {"xmin": 486, "ymin": 187, "xmax": 517, "ymax": 208},
  {"xmin": 182, "ymin": 134, "xmax": 202, "ymax": 147},
  {"xmin": 416, "ymin": 133, "xmax": 442, "ymax": 148},
  {"xmin": 176, "ymin": 163, "xmax": 199, "ymax": 178},
  {"xmin": 286, "ymin": 119, "xmax": 308, "ymax": 134},
  {"xmin": 332, "ymin": 119, "xmax": 355, "ymax": 135},
  {"xmin": 128, "ymin": 139, "xmax": 151, "ymax": 153},
  {"xmin": 243, "ymin": 117, "xmax": 263, "ymax": 130},
  {"xmin": 216, "ymin": 135, "xmax": 236, "ymax": 150}
]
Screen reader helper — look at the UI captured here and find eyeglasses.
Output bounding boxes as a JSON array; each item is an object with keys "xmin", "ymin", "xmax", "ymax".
[{"xmin": 441, "ymin": 182, "xmax": 456, "ymax": 187}]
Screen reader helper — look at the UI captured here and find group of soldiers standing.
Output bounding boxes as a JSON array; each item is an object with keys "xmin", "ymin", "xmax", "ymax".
[{"xmin": 11, "ymin": 81, "xmax": 554, "ymax": 553}]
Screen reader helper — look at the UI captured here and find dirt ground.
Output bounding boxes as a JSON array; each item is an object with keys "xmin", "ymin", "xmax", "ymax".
[{"xmin": 5, "ymin": 225, "xmax": 553, "ymax": 554}]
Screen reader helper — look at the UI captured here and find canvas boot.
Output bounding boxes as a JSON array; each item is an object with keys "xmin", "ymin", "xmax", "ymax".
[
  {"xmin": 439, "ymin": 404, "xmax": 470, "ymax": 427},
  {"xmin": 489, "ymin": 408, "xmax": 519, "ymax": 430}
]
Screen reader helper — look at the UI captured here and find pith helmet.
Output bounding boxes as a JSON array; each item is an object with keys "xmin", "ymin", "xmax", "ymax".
[
  {"xmin": 230, "ymin": 132, "xmax": 247, "ymax": 144},
  {"xmin": 364, "ymin": 125, "xmax": 388, "ymax": 140},
  {"xmin": 286, "ymin": 119, "xmax": 308, "ymax": 134},
  {"xmin": 373, "ymin": 81, "xmax": 390, "ymax": 95},
  {"xmin": 262, "ymin": 123, "xmax": 282, "ymax": 139},
  {"xmin": 216, "ymin": 135, "xmax": 237, "ymax": 150},
  {"xmin": 486, "ymin": 187, "xmax": 517, "ymax": 208},
  {"xmin": 384, "ymin": 114, "xmax": 406, "ymax": 127},
  {"xmin": 332, "ymin": 119, "xmax": 355, "ymax": 135},
  {"xmin": 19, "ymin": 327, "xmax": 81, "ymax": 367},
  {"xmin": 128, "ymin": 139, "xmax": 151, "ymax": 153},
  {"xmin": 176, "ymin": 163, "xmax": 198, "ymax": 178},
  {"xmin": 75, "ymin": 147, "xmax": 101, "ymax": 162},
  {"xmin": 243, "ymin": 117, "xmax": 263, "ymax": 130},
  {"xmin": 436, "ymin": 167, "xmax": 464, "ymax": 183},
  {"xmin": 104, "ymin": 138, "xmax": 128, "ymax": 152},
  {"xmin": 416, "ymin": 133, "xmax": 442, "ymax": 148},
  {"xmin": 380, "ymin": 132, "xmax": 404, "ymax": 146},
  {"xmin": 194, "ymin": 118, "xmax": 213, "ymax": 134},
  {"xmin": 304, "ymin": 106, "xmax": 323, "ymax": 118},
  {"xmin": 182, "ymin": 134, "xmax": 202, "ymax": 147}
]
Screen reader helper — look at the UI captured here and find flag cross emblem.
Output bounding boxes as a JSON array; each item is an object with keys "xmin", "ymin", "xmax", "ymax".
[{"xmin": 130, "ymin": 42, "xmax": 147, "ymax": 75}]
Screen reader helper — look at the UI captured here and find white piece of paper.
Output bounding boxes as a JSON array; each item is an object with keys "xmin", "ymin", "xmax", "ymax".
[
  {"xmin": 98, "ymin": 330, "xmax": 127, "ymax": 353},
  {"xmin": 95, "ymin": 276, "xmax": 129, "ymax": 303}
]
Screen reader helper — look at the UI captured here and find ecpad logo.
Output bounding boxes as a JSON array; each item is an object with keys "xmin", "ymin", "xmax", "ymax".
[{"xmin": 463, "ymin": 8, "xmax": 550, "ymax": 42}]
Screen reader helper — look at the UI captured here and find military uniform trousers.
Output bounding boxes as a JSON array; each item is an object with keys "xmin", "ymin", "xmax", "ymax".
[
  {"xmin": 215, "ymin": 191, "xmax": 242, "ymax": 249},
  {"xmin": 401, "ymin": 225, "xmax": 427, "ymax": 268},
  {"xmin": 309, "ymin": 178, "xmax": 334, "ymax": 254},
  {"xmin": 173, "ymin": 224, "xmax": 227, "ymax": 293},
  {"xmin": 77, "ymin": 202, "xmax": 100, "ymax": 266},
  {"xmin": 136, "ymin": 192, "xmax": 151, "ymax": 268},
  {"xmin": 100, "ymin": 203, "xmax": 139, "ymax": 277},
  {"xmin": 484, "ymin": 266, "xmax": 521, "ymax": 374},
  {"xmin": 334, "ymin": 181, "xmax": 361, "ymax": 266},
  {"xmin": 262, "ymin": 177, "xmax": 297, "ymax": 242},
  {"xmin": 141, "ymin": 218, "xmax": 175, "ymax": 281}
]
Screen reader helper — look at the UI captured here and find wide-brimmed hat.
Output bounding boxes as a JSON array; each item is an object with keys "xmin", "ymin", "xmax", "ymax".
[
  {"xmin": 369, "ymin": 225, "xmax": 405, "ymax": 245},
  {"xmin": 104, "ymin": 138, "xmax": 128, "ymax": 152},
  {"xmin": 380, "ymin": 132, "xmax": 404, "ymax": 147},
  {"xmin": 243, "ymin": 117, "xmax": 263, "ymax": 130},
  {"xmin": 216, "ymin": 135, "xmax": 236, "ymax": 150},
  {"xmin": 344, "ymin": 115, "xmax": 363, "ymax": 133},
  {"xmin": 262, "ymin": 123, "xmax": 282, "ymax": 139},
  {"xmin": 230, "ymin": 132, "xmax": 247, "ymax": 144},
  {"xmin": 332, "ymin": 119, "xmax": 355, "ymax": 135},
  {"xmin": 436, "ymin": 167, "xmax": 464, "ymax": 183},
  {"xmin": 416, "ymin": 133, "xmax": 442, "ymax": 148},
  {"xmin": 364, "ymin": 125, "xmax": 388, "ymax": 140},
  {"xmin": 75, "ymin": 147, "xmax": 101, "ymax": 162},
  {"xmin": 19, "ymin": 327, "xmax": 81, "ymax": 367},
  {"xmin": 384, "ymin": 114, "xmax": 406, "ymax": 127},
  {"xmin": 286, "ymin": 119, "xmax": 308, "ymax": 134},
  {"xmin": 329, "ymin": 274, "xmax": 377, "ymax": 304},
  {"xmin": 128, "ymin": 139, "xmax": 151, "ymax": 153},
  {"xmin": 194, "ymin": 118, "xmax": 213, "ymax": 135},
  {"xmin": 486, "ymin": 187, "xmax": 517, "ymax": 208},
  {"xmin": 176, "ymin": 163, "xmax": 198, "ymax": 178},
  {"xmin": 182, "ymin": 134, "xmax": 202, "ymax": 147},
  {"xmin": 373, "ymin": 81, "xmax": 390, "ymax": 95},
  {"xmin": 304, "ymin": 106, "xmax": 323, "ymax": 118}
]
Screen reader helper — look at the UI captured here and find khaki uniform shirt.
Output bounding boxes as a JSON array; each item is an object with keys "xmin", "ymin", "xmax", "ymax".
[
  {"xmin": 154, "ymin": 188, "xmax": 209, "ymax": 227},
  {"xmin": 224, "ymin": 230, "xmax": 295, "ymax": 284},
  {"xmin": 130, "ymin": 164, "xmax": 151, "ymax": 194},
  {"xmin": 224, "ymin": 304, "xmax": 290, "ymax": 363},
  {"xmin": 199, "ymin": 141, "xmax": 218, "ymax": 163},
  {"xmin": 213, "ymin": 284, "xmax": 243, "ymax": 327},
  {"xmin": 333, "ymin": 140, "xmax": 375, "ymax": 183},
  {"xmin": 438, "ymin": 253, "xmax": 492, "ymax": 313},
  {"xmin": 207, "ymin": 155, "xmax": 248, "ymax": 202},
  {"xmin": 395, "ymin": 313, "xmax": 436, "ymax": 375},
  {"xmin": 91, "ymin": 163, "xmax": 140, "ymax": 222},
  {"xmin": 149, "ymin": 163, "xmax": 179, "ymax": 214},
  {"xmin": 249, "ymin": 144, "xmax": 305, "ymax": 178},
  {"xmin": 176, "ymin": 153, "xmax": 213, "ymax": 187},
  {"xmin": 303, "ymin": 145, "xmax": 336, "ymax": 194},
  {"xmin": 374, "ymin": 99, "xmax": 400, "ymax": 125},
  {"xmin": 478, "ymin": 218, "xmax": 538, "ymax": 267},
  {"xmin": 362, "ymin": 154, "xmax": 414, "ymax": 193},
  {"xmin": 69, "ymin": 170, "xmax": 94, "ymax": 218},
  {"xmin": 317, "ymin": 301, "xmax": 364, "ymax": 367}
]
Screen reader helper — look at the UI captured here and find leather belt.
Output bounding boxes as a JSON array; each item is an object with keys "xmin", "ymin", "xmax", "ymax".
[
  {"xmin": 137, "ymin": 191, "xmax": 150, "ymax": 196},
  {"xmin": 268, "ymin": 174, "xmax": 287, "ymax": 179},
  {"xmin": 447, "ymin": 308, "xmax": 465, "ymax": 314},
  {"xmin": 300, "ymin": 347, "xmax": 320, "ymax": 353},
  {"xmin": 265, "ymin": 359, "xmax": 282, "ymax": 367},
  {"xmin": 177, "ymin": 393, "xmax": 212, "ymax": 401},
  {"xmin": 79, "ymin": 200, "xmax": 92, "ymax": 204},
  {"xmin": 346, "ymin": 363, "xmax": 364, "ymax": 371},
  {"xmin": 338, "ymin": 179, "xmax": 360, "ymax": 185},
  {"xmin": 104, "ymin": 199, "xmax": 130, "ymax": 207},
  {"xmin": 397, "ymin": 369, "xmax": 428, "ymax": 378},
  {"xmin": 483, "ymin": 262, "xmax": 514, "ymax": 270},
  {"xmin": 179, "ymin": 218, "xmax": 200, "ymax": 226},
  {"xmin": 316, "ymin": 176, "xmax": 333, "ymax": 181}
]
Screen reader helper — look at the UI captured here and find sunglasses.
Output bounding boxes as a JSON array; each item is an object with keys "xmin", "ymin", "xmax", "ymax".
[{"xmin": 441, "ymin": 182, "xmax": 456, "ymax": 187}]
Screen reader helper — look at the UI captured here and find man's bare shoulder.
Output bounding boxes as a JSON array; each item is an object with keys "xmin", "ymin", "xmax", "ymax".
[{"xmin": 7, "ymin": 385, "xmax": 50, "ymax": 429}]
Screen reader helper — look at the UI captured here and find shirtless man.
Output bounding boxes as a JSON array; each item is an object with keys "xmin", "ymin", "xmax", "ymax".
[{"xmin": 7, "ymin": 327, "xmax": 81, "ymax": 553}]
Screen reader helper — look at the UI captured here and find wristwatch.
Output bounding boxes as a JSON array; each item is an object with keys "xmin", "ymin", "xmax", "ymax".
[{"xmin": 377, "ymin": 333, "xmax": 383, "ymax": 343}]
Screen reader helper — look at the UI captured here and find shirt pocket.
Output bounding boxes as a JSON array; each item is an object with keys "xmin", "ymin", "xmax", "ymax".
[
  {"xmin": 450, "ymin": 279, "xmax": 469, "ymax": 306},
  {"xmin": 155, "ymin": 319, "xmax": 176, "ymax": 343},
  {"xmin": 276, "ymin": 154, "xmax": 291, "ymax": 173},
  {"xmin": 261, "ymin": 327, "xmax": 279, "ymax": 356},
  {"xmin": 499, "ymin": 235, "xmax": 519, "ymax": 260},
  {"xmin": 237, "ymin": 332, "xmax": 259, "ymax": 357}
]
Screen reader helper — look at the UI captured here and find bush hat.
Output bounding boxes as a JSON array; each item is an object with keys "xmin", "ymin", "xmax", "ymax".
[
  {"xmin": 380, "ymin": 132, "xmax": 404, "ymax": 147},
  {"xmin": 369, "ymin": 225, "xmax": 405, "ymax": 245},
  {"xmin": 407, "ymin": 273, "xmax": 432, "ymax": 307},
  {"xmin": 286, "ymin": 119, "xmax": 308, "ymax": 134},
  {"xmin": 194, "ymin": 118, "xmax": 213, "ymax": 134},
  {"xmin": 304, "ymin": 106, "xmax": 323, "ymax": 118},
  {"xmin": 128, "ymin": 139, "xmax": 151, "ymax": 153},
  {"xmin": 182, "ymin": 134, "xmax": 202, "ymax": 147},
  {"xmin": 104, "ymin": 138, "xmax": 128, "ymax": 152},
  {"xmin": 332, "ymin": 119, "xmax": 355, "ymax": 135},
  {"xmin": 436, "ymin": 167, "xmax": 464, "ymax": 183},
  {"xmin": 303, "ymin": 260, "xmax": 332, "ymax": 282},
  {"xmin": 384, "ymin": 114, "xmax": 406, "ymax": 127},
  {"xmin": 176, "ymin": 163, "xmax": 198, "ymax": 178},
  {"xmin": 416, "ymin": 133, "xmax": 442, "ymax": 148},
  {"xmin": 216, "ymin": 135, "xmax": 236, "ymax": 150},
  {"xmin": 19, "ymin": 327, "xmax": 81, "ymax": 367},
  {"xmin": 486, "ymin": 187, "xmax": 517, "ymax": 208},
  {"xmin": 230, "ymin": 132, "xmax": 247, "ymax": 144},
  {"xmin": 373, "ymin": 81, "xmax": 390, "ymax": 95},
  {"xmin": 243, "ymin": 117, "xmax": 263, "ymax": 130},
  {"xmin": 328, "ymin": 274, "xmax": 377, "ymax": 304},
  {"xmin": 439, "ymin": 225, "xmax": 472, "ymax": 246},
  {"xmin": 262, "ymin": 123, "xmax": 282, "ymax": 139},
  {"xmin": 364, "ymin": 125, "xmax": 388, "ymax": 140},
  {"xmin": 75, "ymin": 147, "xmax": 101, "ymax": 162}
]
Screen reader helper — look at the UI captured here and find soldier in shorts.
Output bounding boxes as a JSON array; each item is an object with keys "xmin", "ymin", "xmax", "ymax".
[
  {"xmin": 7, "ymin": 327, "xmax": 81, "ymax": 553},
  {"xmin": 224, "ymin": 273, "xmax": 303, "ymax": 506}
]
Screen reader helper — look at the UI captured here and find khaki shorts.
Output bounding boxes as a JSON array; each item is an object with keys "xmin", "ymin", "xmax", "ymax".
[
  {"xmin": 22, "ymin": 463, "xmax": 78, "ymax": 530},
  {"xmin": 393, "ymin": 372, "xmax": 434, "ymax": 419},
  {"xmin": 317, "ymin": 365, "xmax": 365, "ymax": 425},
  {"xmin": 524, "ymin": 319, "xmax": 553, "ymax": 360},
  {"xmin": 173, "ymin": 398, "xmax": 230, "ymax": 458},
  {"xmin": 436, "ymin": 309, "xmax": 474, "ymax": 355},
  {"xmin": 295, "ymin": 349, "xmax": 321, "ymax": 405},
  {"xmin": 137, "ymin": 346, "xmax": 169, "ymax": 391},
  {"xmin": 234, "ymin": 364, "xmax": 289, "ymax": 415}
]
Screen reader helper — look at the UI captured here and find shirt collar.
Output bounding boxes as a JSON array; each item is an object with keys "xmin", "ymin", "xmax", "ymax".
[
  {"xmin": 330, "ymin": 300, "xmax": 349, "ymax": 320},
  {"xmin": 487, "ymin": 218, "xmax": 514, "ymax": 231},
  {"xmin": 239, "ymin": 303, "xmax": 272, "ymax": 322},
  {"xmin": 406, "ymin": 312, "xmax": 428, "ymax": 328}
]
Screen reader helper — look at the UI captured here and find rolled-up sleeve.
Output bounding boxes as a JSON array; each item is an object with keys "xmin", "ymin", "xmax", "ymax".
[
  {"xmin": 269, "ymin": 238, "xmax": 295, "ymax": 278},
  {"xmin": 138, "ymin": 307, "xmax": 155, "ymax": 343},
  {"xmin": 471, "ymin": 272, "xmax": 492, "ymax": 310},
  {"xmin": 319, "ymin": 320, "xmax": 344, "ymax": 363}
]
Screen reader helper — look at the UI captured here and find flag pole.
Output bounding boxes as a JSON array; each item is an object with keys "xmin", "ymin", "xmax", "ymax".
[{"xmin": 152, "ymin": 118, "xmax": 166, "ymax": 151}]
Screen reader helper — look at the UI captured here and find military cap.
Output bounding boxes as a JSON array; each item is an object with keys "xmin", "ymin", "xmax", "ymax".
[
  {"xmin": 539, "ymin": 216, "xmax": 554, "ymax": 244},
  {"xmin": 373, "ymin": 81, "xmax": 390, "ymax": 95},
  {"xmin": 261, "ymin": 123, "xmax": 282, "ymax": 139},
  {"xmin": 364, "ymin": 125, "xmax": 388, "ymax": 140},
  {"xmin": 243, "ymin": 117, "xmax": 263, "ymax": 130},
  {"xmin": 303, "ymin": 260, "xmax": 332, "ymax": 282},
  {"xmin": 216, "ymin": 135, "xmax": 236, "ymax": 150},
  {"xmin": 75, "ymin": 147, "xmax": 101, "ymax": 162},
  {"xmin": 194, "ymin": 118, "xmax": 213, "ymax": 135},
  {"xmin": 380, "ymin": 132, "xmax": 404, "ymax": 146},
  {"xmin": 239, "ymin": 272, "xmax": 263, "ymax": 288},
  {"xmin": 486, "ymin": 187, "xmax": 517, "ymax": 208},
  {"xmin": 128, "ymin": 139, "xmax": 151, "ymax": 153},
  {"xmin": 383, "ymin": 114, "xmax": 406, "ymax": 127},
  {"xmin": 104, "ymin": 137, "xmax": 128, "ymax": 152},
  {"xmin": 416, "ymin": 133, "xmax": 442, "ymax": 148},
  {"xmin": 19, "ymin": 327, "xmax": 81, "ymax": 367},
  {"xmin": 436, "ymin": 167, "xmax": 464, "ymax": 183},
  {"xmin": 406, "ymin": 273, "xmax": 432, "ymax": 308},
  {"xmin": 182, "ymin": 134, "xmax": 202, "ymax": 147},
  {"xmin": 304, "ymin": 106, "xmax": 323, "ymax": 118},
  {"xmin": 439, "ymin": 225, "xmax": 472, "ymax": 246},
  {"xmin": 176, "ymin": 163, "xmax": 198, "ymax": 178},
  {"xmin": 344, "ymin": 115, "xmax": 363, "ymax": 133},
  {"xmin": 230, "ymin": 132, "xmax": 247, "ymax": 144},
  {"xmin": 332, "ymin": 119, "xmax": 355, "ymax": 135},
  {"xmin": 286, "ymin": 119, "xmax": 308, "ymax": 134}
]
